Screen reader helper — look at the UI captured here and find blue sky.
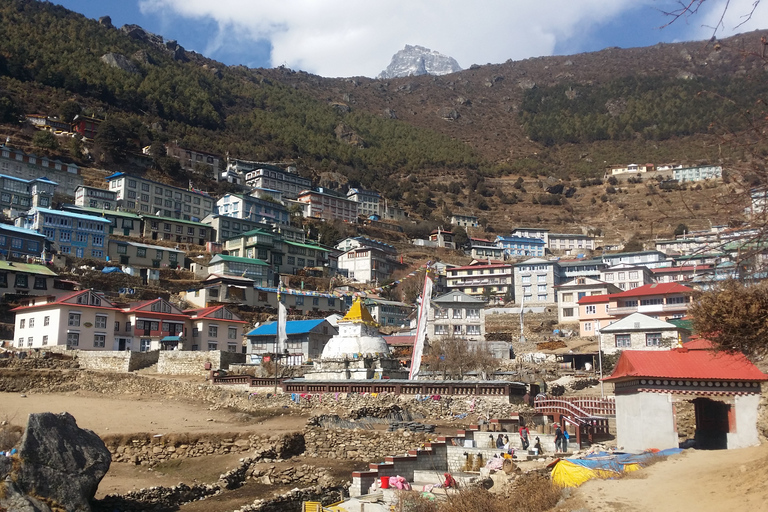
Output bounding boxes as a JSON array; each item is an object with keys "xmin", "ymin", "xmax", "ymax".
[{"xmin": 53, "ymin": 0, "xmax": 766, "ymax": 77}]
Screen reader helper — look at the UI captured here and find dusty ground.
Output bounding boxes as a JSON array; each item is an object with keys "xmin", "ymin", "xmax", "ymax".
[{"xmin": 565, "ymin": 442, "xmax": 768, "ymax": 512}]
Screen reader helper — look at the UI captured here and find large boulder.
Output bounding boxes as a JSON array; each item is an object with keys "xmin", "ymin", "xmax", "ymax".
[{"xmin": 14, "ymin": 412, "xmax": 111, "ymax": 512}]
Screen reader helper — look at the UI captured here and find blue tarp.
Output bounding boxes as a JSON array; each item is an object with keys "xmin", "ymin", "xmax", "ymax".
[{"xmin": 102, "ymin": 267, "xmax": 124, "ymax": 274}]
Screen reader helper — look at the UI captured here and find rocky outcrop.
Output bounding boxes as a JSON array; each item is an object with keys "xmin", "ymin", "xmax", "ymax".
[
  {"xmin": 11, "ymin": 412, "xmax": 111, "ymax": 512},
  {"xmin": 100, "ymin": 53, "xmax": 140, "ymax": 74},
  {"xmin": 378, "ymin": 44, "xmax": 462, "ymax": 79}
]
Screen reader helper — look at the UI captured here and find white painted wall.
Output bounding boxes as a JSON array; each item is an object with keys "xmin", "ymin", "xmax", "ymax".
[
  {"xmin": 727, "ymin": 394, "xmax": 761, "ymax": 449},
  {"xmin": 615, "ymin": 393, "xmax": 679, "ymax": 452}
]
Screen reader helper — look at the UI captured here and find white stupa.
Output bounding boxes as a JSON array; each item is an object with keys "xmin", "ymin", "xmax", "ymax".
[
  {"xmin": 320, "ymin": 298, "xmax": 390, "ymax": 358},
  {"xmin": 306, "ymin": 298, "xmax": 407, "ymax": 380}
]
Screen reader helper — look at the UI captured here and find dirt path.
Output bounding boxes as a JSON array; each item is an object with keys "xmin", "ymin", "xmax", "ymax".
[
  {"xmin": 567, "ymin": 442, "xmax": 768, "ymax": 512},
  {"xmin": 1, "ymin": 391, "xmax": 307, "ymax": 435}
]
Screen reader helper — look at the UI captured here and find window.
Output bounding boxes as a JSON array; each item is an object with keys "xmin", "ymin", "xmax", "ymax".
[
  {"xmin": 27, "ymin": 337, "xmax": 33, "ymax": 347},
  {"xmin": 538, "ymin": 284, "xmax": 547, "ymax": 292},
  {"xmin": 126, "ymin": 321, "xmax": 131, "ymax": 332},
  {"xmin": 646, "ymin": 332, "xmax": 662, "ymax": 347},
  {"xmin": 228, "ymin": 327, "xmax": 238, "ymax": 339},
  {"xmin": 629, "ymin": 271, "xmax": 638, "ymax": 279},
  {"xmin": 67, "ymin": 332, "xmax": 80, "ymax": 346},
  {"xmin": 33, "ymin": 276, "xmax": 47, "ymax": 290},
  {"xmin": 42, "ymin": 335, "xmax": 48, "ymax": 346},
  {"xmin": 616, "ymin": 334, "xmax": 632, "ymax": 348},
  {"xmin": 95, "ymin": 315, "xmax": 107, "ymax": 329},
  {"xmin": 563, "ymin": 307, "xmax": 574, "ymax": 317},
  {"xmin": 140, "ymin": 339, "xmax": 151, "ymax": 352},
  {"xmin": 94, "ymin": 334, "xmax": 106, "ymax": 348},
  {"xmin": 17, "ymin": 338, "xmax": 22, "ymax": 347},
  {"xmin": 68, "ymin": 312, "xmax": 81, "ymax": 326},
  {"xmin": 435, "ymin": 325, "xmax": 448, "ymax": 335},
  {"xmin": 521, "ymin": 275, "xmax": 531, "ymax": 284},
  {"xmin": 15, "ymin": 274, "xmax": 28, "ymax": 288},
  {"xmin": 584, "ymin": 322, "xmax": 592, "ymax": 332},
  {"xmin": 452, "ymin": 309, "xmax": 463, "ymax": 319},
  {"xmin": 467, "ymin": 309, "xmax": 480, "ymax": 319},
  {"xmin": 208, "ymin": 342, "xmax": 218, "ymax": 351},
  {"xmin": 295, "ymin": 296, "xmax": 304, "ymax": 306},
  {"xmin": 537, "ymin": 274, "xmax": 546, "ymax": 282},
  {"xmin": 29, "ymin": 318, "xmax": 34, "ymax": 328},
  {"xmin": 116, "ymin": 244, "xmax": 127, "ymax": 255},
  {"xmin": 136, "ymin": 247, "xmax": 146, "ymax": 258},
  {"xmin": 44, "ymin": 316, "xmax": 49, "ymax": 326},
  {"xmin": 467, "ymin": 325, "xmax": 481, "ymax": 335},
  {"xmin": 19, "ymin": 319, "xmax": 25, "ymax": 329},
  {"xmin": 561, "ymin": 293, "xmax": 573, "ymax": 302},
  {"xmin": 453, "ymin": 325, "xmax": 463, "ymax": 335},
  {"xmin": 208, "ymin": 325, "xmax": 218, "ymax": 337},
  {"xmin": 115, "ymin": 321, "xmax": 120, "ymax": 332},
  {"xmin": 604, "ymin": 273, "xmax": 613, "ymax": 281},
  {"xmin": 585, "ymin": 305, "xmax": 596, "ymax": 315}
]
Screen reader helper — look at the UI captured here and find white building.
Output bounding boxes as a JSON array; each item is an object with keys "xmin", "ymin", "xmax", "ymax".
[
  {"xmin": 513, "ymin": 257, "xmax": 562, "ymax": 306},
  {"xmin": 74, "ymin": 185, "xmax": 117, "ymax": 210},
  {"xmin": 347, "ymin": 188, "xmax": 381, "ymax": 218},
  {"xmin": 105, "ymin": 172, "xmax": 214, "ymax": 221},
  {"xmin": 234, "ymin": 162, "xmax": 312, "ymax": 199}
]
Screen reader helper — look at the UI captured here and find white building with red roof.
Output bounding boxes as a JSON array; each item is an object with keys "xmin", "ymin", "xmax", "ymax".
[
  {"xmin": 184, "ymin": 305, "xmax": 248, "ymax": 352},
  {"xmin": 604, "ymin": 347, "xmax": 768, "ymax": 451}
]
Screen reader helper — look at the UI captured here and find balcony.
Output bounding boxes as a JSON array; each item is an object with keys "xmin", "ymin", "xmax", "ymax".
[{"xmin": 607, "ymin": 303, "xmax": 690, "ymax": 316}]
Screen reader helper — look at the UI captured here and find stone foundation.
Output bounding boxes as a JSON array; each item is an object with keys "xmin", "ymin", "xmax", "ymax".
[{"xmin": 157, "ymin": 350, "xmax": 246, "ymax": 375}]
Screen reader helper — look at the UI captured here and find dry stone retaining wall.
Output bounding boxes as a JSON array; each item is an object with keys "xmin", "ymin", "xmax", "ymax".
[
  {"xmin": 73, "ymin": 349, "xmax": 159, "ymax": 372},
  {"xmin": 157, "ymin": 350, "xmax": 246, "ymax": 375},
  {"xmin": 303, "ymin": 426, "xmax": 431, "ymax": 462}
]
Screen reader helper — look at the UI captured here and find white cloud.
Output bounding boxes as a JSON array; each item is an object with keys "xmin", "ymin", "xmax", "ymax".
[
  {"xmin": 683, "ymin": 0, "xmax": 768, "ymax": 39},
  {"xmin": 138, "ymin": 0, "xmax": 700, "ymax": 77}
]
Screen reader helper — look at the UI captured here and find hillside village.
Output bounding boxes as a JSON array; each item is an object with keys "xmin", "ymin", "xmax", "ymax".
[{"xmin": 2, "ymin": 3, "xmax": 768, "ymax": 511}]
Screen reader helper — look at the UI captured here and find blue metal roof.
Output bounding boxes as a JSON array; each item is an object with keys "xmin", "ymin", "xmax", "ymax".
[
  {"xmin": 247, "ymin": 319, "xmax": 326, "ymax": 336},
  {"xmin": 31, "ymin": 208, "xmax": 112, "ymax": 223},
  {"xmin": 0, "ymin": 224, "xmax": 45, "ymax": 238}
]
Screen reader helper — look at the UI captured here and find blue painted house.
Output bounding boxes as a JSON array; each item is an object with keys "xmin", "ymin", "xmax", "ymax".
[
  {"xmin": 246, "ymin": 318, "xmax": 337, "ymax": 364},
  {"xmin": 16, "ymin": 208, "xmax": 111, "ymax": 260},
  {"xmin": 495, "ymin": 235, "xmax": 546, "ymax": 257}
]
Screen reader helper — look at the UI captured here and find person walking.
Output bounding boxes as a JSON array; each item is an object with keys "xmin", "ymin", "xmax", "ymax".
[
  {"xmin": 554, "ymin": 423, "xmax": 564, "ymax": 453},
  {"xmin": 518, "ymin": 423, "xmax": 530, "ymax": 450},
  {"xmin": 561, "ymin": 425, "xmax": 570, "ymax": 453}
]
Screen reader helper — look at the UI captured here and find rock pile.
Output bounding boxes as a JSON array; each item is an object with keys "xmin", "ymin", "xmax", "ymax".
[{"xmin": 387, "ymin": 421, "xmax": 436, "ymax": 433}]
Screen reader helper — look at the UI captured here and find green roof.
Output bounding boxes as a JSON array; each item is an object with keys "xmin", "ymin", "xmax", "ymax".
[
  {"xmin": 66, "ymin": 206, "xmax": 141, "ymax": 220},
  {"xmin": 284, "ymin": 240, "xmax": 330, "ymax": 252},
  {"xmin": 141, "ymin": 214, "xmax": 210, "ymax": 228},
  {"xmin": 210, "ymin": 254, "xmax": 270, "ymax": 266},
  {"xmin": 226, "ymin": 228, "xmax": 274, "ymax": 241},
  {"xmin": 0, "ymin": 261, "xmax": 57, "ymax": 276},
  {"xmin": 668, "ymin": 318, "xmax": 694, "ymax": 332}
]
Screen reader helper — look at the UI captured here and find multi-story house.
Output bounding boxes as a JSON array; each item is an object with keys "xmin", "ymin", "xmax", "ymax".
[
  {"xmin": 600, "ymin": 250, "xmax": 668, "ymax": 269},
  {"xmin": 651, "ymin": 265, "xmax": 712, "ymax": 283},
  {"xmin": 74, "ymin": 186, "xmax": 117, "ymax": 210},
  {"xmin": 71, "ymin": 115, "xmax": 101, "ymax": 139},
  {"xmin": 599, "ymin": 313, "xmax": 689, "ymax": 355},
  {"xmin": 363, "ymin": 297, "xmax": 413, "ymax": 328},
  {"xmin": 105, "ymin": 172, "xmax": 214, "ymax": 221},
  {"xmin": 450, "ymin": 214, "xmax": 479, "ymax": 228},
  {"xmin": 284, "ymin": 240, "xmax": 332, "ymax": 274},
  {"xmin": 672, "ymin": 165, "xmax": 722, "ymax": 182},
  {"xmin": 121, "ymin": 297, "xmax": 190, "ymax": 351},
  {"xmin": 202, "ymin": 214, "xmax": 278, "ymax": 244},
  {"xmin": 62, "ymin": 205, "xmax": 143, "ymax": 238},
  {"xmin": 185, "ymin": 305, "xmax": 248, "ymax": 352},
  {"xmin": 235, "ymin": 161, "xmax": 311, "ymax": 199},
  {"xmin": 297, "ymin": 188, "xmax": 358, "ymax": 223},
  {"xmin": 246, "ymin": 319, "xmax": 336, "ymax": 364},
  {"xmin": 208, "ymin": 254, "xmax": 272, "ymax": 287},
  {"xmin": 428, "ymin": 229, "xmax": 455, "ymax": 249},
  {"xmin": 0, "ymin": 175, "xmax": 56, "ymax": 219},
  {"xmin": 216, "ymin": 194, "xmax": 290, "ymax": 226},
  {"xmin": 165, "ymin": 143, "xmax": 222, "ymax": 178},
  {"xmin": 558, "ymin": 258, "xmax": 607, "ymax": 281},
  {"xmin": 446, "ymin": 262, "xmax": 513, "ymax": 303},
  {"xmin": 337, "ymin": 246, "xmax": 395, "ymax": 284},
  {"xmin": 140, "ymin": 214, "xmax": 212, "ymax": 246},
  {"xmin": 600, "ymin": 264, "xmax": 654, "ymax": 291},
  {"xmin": 0, "ymin": 143, "xmax": 82, "ymax": 196},
  {"xmin": 548, "ymin": 233, "xmax": 595, "ymax": 255},
  {"xmin": 577, "ymin": 282, "xmax": 694, "ymax": 336},
  {"xmin": 0, "ymin": 224, "xmax": 47, "ymax": 259},
  {"xmin": 511, "ymin": 227, "xmax": 549, "ymax": 245},
  {"xmin": 0, "ymin": 259, "xmax": 58, "ymax": 298},
  {"xmin": 12, "ymin": 290, "xmax": 121, "ymax": 350},
  {"xmin": 347, "ymin": 188, "xmax": 381, "ymax": 218},
  {"xmin": 428, "ymin": 290, "xmax": 486, "ymax": 342},
  {"xmin": 17, "ymin": 208, "xmax": 110, "ymax": 260},
  {"xmin": 556, "ymin": 277, "xmax": 621, "ymax": 325},
  {"xmin": 513, "ymin": 258, "xmax": 562, "ymax": 306},
  {"xmin": 496, "ymin": 235, "xmax": 546, "ymax": 258},
  {"xmin": 468, "ymin": 238, "xmax": 504, "ymax": 260},
  {"xmin": 225, "ymin": 228, "xmax": 284, "ymax": 272},
  {"xmin": 108, "ymin": 240, "xmax": 184, "ymax": 270}
]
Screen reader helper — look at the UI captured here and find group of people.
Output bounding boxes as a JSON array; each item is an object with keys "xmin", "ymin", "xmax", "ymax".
[
  {"xmin": 554, "ymin": 422, "xmax": 570, "ymax": 453},
  {"xmin": 485, "ymin": 421, "xmax": 569, "ymax": 456}
]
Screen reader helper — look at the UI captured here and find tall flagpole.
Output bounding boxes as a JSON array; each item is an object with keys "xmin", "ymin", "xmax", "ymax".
[{"xmin": 410, "ymin": 265, "xmax": 433, "ymax": 380}]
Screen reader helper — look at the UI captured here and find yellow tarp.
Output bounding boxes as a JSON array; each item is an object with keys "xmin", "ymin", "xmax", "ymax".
[{"xmin": 550, "ymin": 460, "xmax": 622, "ymax": 488}]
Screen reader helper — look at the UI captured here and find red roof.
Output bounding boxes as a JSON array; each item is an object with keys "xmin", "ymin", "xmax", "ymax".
[
  {"xmin": 604, "ymin": 348, "xmax": 768, "ymax": 382},
  {"xmin": 609, "ymin": 282, "xmax": 693, "ymax": 299},
  {"xmin": 578, "ymin": 294, "xmax": 610, "ymax": 305},
  {"xmin": 684, "ymin": 338, "xmax": 715, "ymax": 350},
  {"xmin": 383, "ymin": 335, "xmax": 415, "ymax": 347}
]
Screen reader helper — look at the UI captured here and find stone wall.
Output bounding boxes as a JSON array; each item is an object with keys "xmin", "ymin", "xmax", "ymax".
[
  {"xmin": 157, "ymin": 350, "xmax": 246, "ymax": 375},
  {"xmin": 74, "ymin": 350, "xmax": 159, "ymax": 372},
  {"xmin": 303, "ymin": 426, "xmax": 431, "ymax": 462},
  {"xmin": 102, "ymin": 432, "xmax": 304, "ymax": 467}
]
